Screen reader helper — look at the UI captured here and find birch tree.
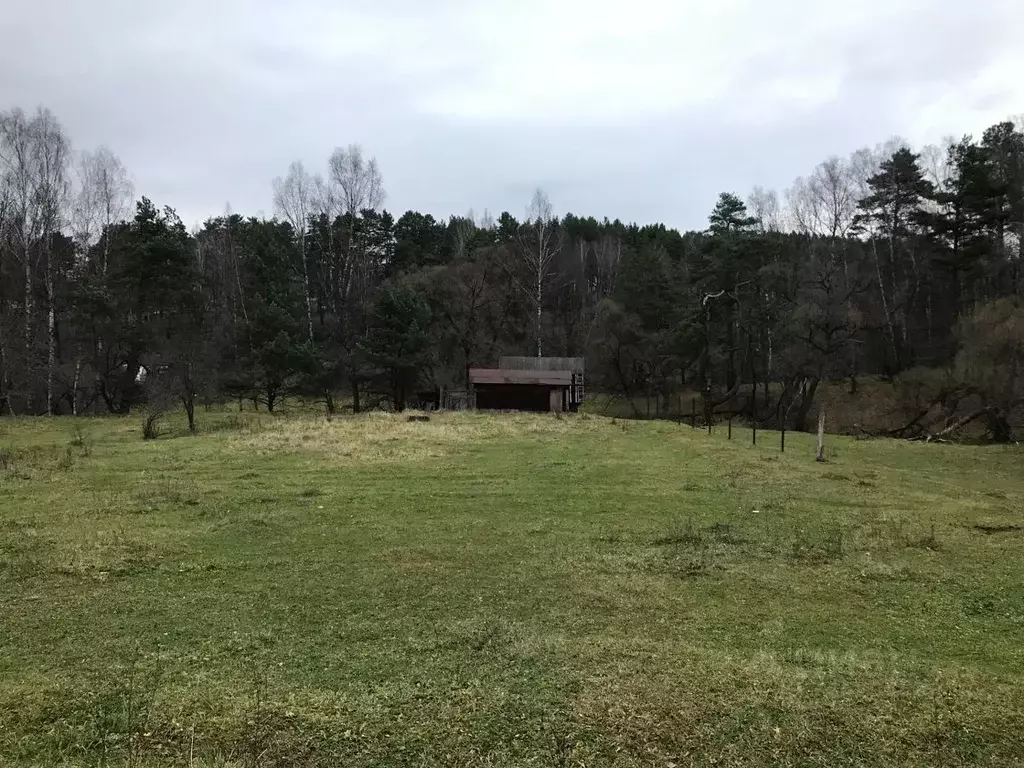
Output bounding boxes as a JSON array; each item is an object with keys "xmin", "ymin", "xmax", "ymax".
[
  {"xmin": 326, "ymin": 144, "xmax": 385, "ymax": 306},
  {"xmin": 786, "ymin": 158, "xmax": 856, "ymax": 241},
  {"xmin": 72, "ymin": 146, "xmax": 133, "ymax": 268},
  {"xmin": 510, "ymin": 189, "xmax": 563, "ymax": 357},
  {"xmin": 0, "ymin": 107, "xmax": 70, "ymax": 413},
  {"xmin": 0, "ymin": 108, "xmax": 39, "ymax": 410},
  {"xmin": 273, "ymin": 160, "xmax": 315, "ymax": 340},
  {"xmin": 0, "ymin": 171, "xmax": 11, "ymax": 413},
  {"xmin": 35, "ymin": 110, "xmax": 71, "ymax": 415},
  {"xmin": 328, "ymin": 144, "xmax": 385, "ymax": 218},
  {"xmin": 69, "ymin": 146, "xmax": 132, "ymax": 413},
  {"xmin": 325, "ymin": 144, "xmax": 386, "ymax": 411},
  {"xmin": 748, "ymin": 186, "xmax": 782, "ymax": 232}
]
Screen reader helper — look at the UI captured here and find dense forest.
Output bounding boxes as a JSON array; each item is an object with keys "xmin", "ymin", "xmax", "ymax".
[{"xmin": 2, "ymin": 106, "xmax": 1023, "ymax": 439}]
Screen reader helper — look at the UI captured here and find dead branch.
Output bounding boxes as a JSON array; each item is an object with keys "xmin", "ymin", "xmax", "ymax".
[{"xmin": 923, "ymin": 406, "xmax": 993, "ymax": 442}]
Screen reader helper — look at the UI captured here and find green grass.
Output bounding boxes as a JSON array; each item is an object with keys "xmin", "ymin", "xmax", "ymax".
[{"xmin": 1, "ymin": 411, "xmax": 1022, "ymax": 767}]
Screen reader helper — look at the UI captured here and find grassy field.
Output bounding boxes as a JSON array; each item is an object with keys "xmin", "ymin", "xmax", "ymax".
[{"xmin": 1, "ymin": 411, "xmax": 1022, "ymax": 767}]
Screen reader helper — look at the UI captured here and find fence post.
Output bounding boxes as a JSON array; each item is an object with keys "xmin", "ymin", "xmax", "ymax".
[
  {"xmin": 780, "ymin": 425, "xmax": 785, "ymax": 453},
  {"xmin": 751, "ymin": 379, "xmax": 757, "ymax": 445},
  {"xmin": 691, "ymin": 398, "xmax": 696, "ymax": 430},
  {"xmin": 728, "ymin": 417, "xmax": 732, "ymax": 440},
  {"xmin": 816, "ymin": 408, "xmax": 827, "ymax": 462}
]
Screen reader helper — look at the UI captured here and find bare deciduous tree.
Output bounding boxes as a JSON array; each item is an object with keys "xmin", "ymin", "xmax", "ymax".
[
  {"xmin": 748, "ymin": 186, "xmax": 782, "ymax": 232},
  {"xmin": 68, "ymin": 146, "xmax": 132, "ymax": 413},
  {"xmin": 785, "ymin": 176, "xmax": 815, "ymax": 234},
  {"xmin": 507, "ymin": 189, "xmax": 564, "ymax": 357},
  {"xmin": 311, "ymin": 172, "xmax": 338, "ymax": 221},
  {"xmin": 786, "ymin": 158, "xmax": 856, "ymax": 241},
  {"xmin": 449, "ymin": 213, "xmax": 477, "ymax": 261},
  {"xmin": 325, "ymin": 144, "xmax": 386, "ymax": 308},
  {"xmin": 591, "ymin": 233, "xmax": 623, "ymax": 299},
  {"xmin": 919, "ymin": 137, "xmax": 957, "ymax": 190},
  {"xmin": 328, "ymin": 144, "xmax": 385, "ymax": 216},
  {"xmin": 72, "ymin": 146, "xmax": 133, "ymax": 266},
  {"xmin": 273, "ymin": 160, "xmax": 315, "ymax": 340},
  {"xmin": 36, "ymin": 111, "xmax": 71, "ymax": 417},
  {"xmin": 849, "ymin": 137, "xmax": 909, "ymax": 201},
  {"xmin": 321, "ymin": 145, "xmax": 387, "ymax": 412},
  {"xmin": 0, "ymin": 107, "xmax": 71, "ymax": 414},
  {"xmin": 0, "ymin": 166, "xmax": 12, "ymax": 414},
  {"xmin": 813, "ymin": 157, "xmax": 857, "ymax": 240},
  {"xmin": 0, "ymin": 108, "xmax": 40, "ymax": 404}
]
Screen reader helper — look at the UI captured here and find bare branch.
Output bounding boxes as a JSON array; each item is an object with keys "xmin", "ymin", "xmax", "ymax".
[{"xmin": 327, "ymin": 144, "xmax": 386, "ymax": 216}]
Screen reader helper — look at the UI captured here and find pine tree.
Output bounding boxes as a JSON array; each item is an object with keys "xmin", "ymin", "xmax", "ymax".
[
  {"xmin": 855, "ymin": 149, "xmax": 935, "ymax": 371},
  {"xmin": 360, "ymin": 282, "xmax": 433, "ymax": 411}
]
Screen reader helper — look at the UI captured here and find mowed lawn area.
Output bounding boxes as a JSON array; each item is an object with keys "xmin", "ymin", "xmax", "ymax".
[{"xmin": 1, "ymin": 412, "xmax": 1022, "ymax": 767}]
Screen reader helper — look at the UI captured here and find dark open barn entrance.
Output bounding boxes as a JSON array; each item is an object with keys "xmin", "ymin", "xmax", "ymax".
[{"xmin": 474, "ymin": 383, "xmax": 554, "ymax": 412}]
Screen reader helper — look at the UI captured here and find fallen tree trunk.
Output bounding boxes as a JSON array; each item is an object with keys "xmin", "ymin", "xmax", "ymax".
[
  {"xmin": 922, "ymin": 406, "xmax": 993, "ymax": 442},
  {"xmin": 886, "ymin": 407, "xmax": 933, "ymax": 438}
]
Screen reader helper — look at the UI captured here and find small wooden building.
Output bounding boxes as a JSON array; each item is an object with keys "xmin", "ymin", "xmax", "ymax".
[{"xmin": 469, "ymin": 357, "xmax": 585, "ymax": 413}]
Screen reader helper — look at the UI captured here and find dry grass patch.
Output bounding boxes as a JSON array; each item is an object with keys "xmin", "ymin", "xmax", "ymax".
[
  {"xmin": 574, "ymin": 650, "xmax": 1024, "ymax": 767},
  {"xmin": 228, "ymin": 411, "xmax": 605, "ymax": 465}
]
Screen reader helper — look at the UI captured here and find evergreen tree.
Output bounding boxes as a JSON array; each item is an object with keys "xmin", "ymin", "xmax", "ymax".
[
  {"xmin": 232, "ymin": 219, "xmax": 310, "ymax": 412},
  {"xmin": 855, "ymin": 148, "xmax": 935, "ymax": 371},
  {"xmin": 360, "ymin": 282, "xmax": 433, "ymax": 411}
]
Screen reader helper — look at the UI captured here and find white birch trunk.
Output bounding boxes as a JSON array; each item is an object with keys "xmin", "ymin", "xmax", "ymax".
[
  {"xmin": 72, "ymin": 358, "xmax": 81, "ymax": 416},
  {"xmin": 46, "ymin": 251, "xmax": 55, "ymax": 415},
  {"xmin": 23, "ymin": 251, "xmax": 33, "ymax": 412}
]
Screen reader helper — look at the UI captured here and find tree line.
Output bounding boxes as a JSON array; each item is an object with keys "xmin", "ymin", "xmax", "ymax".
[{"xmin": 2, "ymin": 105, "xmax": 1023, "ymax": 439}]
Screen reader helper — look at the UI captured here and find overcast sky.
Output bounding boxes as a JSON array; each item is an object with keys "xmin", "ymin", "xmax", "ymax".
[{"xmin": 4, "ymin": 0, "xmax": 1022, "ymax": 230}]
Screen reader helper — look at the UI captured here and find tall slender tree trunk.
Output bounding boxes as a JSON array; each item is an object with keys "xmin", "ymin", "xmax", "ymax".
[
  {"xmin": 871, "ymin": 239, "xmax": 899, "ymax": 371},
  {"xmin": 0, "ymin": 325, "xmax": 8, "ymax": 416},
  {"xmin": 726, "ymin": 305, "xmax": 736, "ymax": 390},
  {"xmin": 72, "ymin": 358, "xmax": 81, "ymax": 416},
  {"xmin": 888, "ymin": 234, "xmax": 903, "ymax": 360},
  {"xmin": 45, "ymin": 243, "xmax": 56, "ymax": 415},
  {"xmin": 182, "ymin": 391, "xmax": 196, "ymax": 433},
  {"xmin": 95, "ymin": 239, "xmax": 110, "ymax": 406},
  {"xmin": 795, "ymin": 376, "xmax": 821, "ymax": 433},
  {"xmin": 23, "ymin": 251, "xmax": 33, "ymax": 412},
  {"xmin": 351, "ymin": 377, "xmax": 361, "ymax": 414},
  {"xmin": 815, "ymin": 408, "xmax": 827, "ymax": 461},
  {"xmin": 535, "ymin": 261, "xmax": 543, "ymax": 357},
  {"xmin": 300, "ymin": 234, "xmax": 313, "ymax": 342}
]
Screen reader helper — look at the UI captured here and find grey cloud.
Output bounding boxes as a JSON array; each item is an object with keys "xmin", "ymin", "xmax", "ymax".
[{"xmin": 3, "ymin": 0, "xmax": 1021, "ymax": 231}]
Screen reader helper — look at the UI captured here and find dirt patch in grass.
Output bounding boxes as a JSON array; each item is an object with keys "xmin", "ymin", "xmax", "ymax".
[{"xmin": 972, "ymin": 523, "xmax": 1024, "ymax": 535}]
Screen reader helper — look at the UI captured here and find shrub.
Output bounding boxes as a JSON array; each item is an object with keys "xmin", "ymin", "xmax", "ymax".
[{"xmin": 142, "ymin": 411, "xmax": 165, "ymax": 440}]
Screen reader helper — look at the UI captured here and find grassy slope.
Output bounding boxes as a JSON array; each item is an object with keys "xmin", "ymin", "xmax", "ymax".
[{"xmin": 0, "ymin": 412, "xmax": 1022, "ymax": 767}]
